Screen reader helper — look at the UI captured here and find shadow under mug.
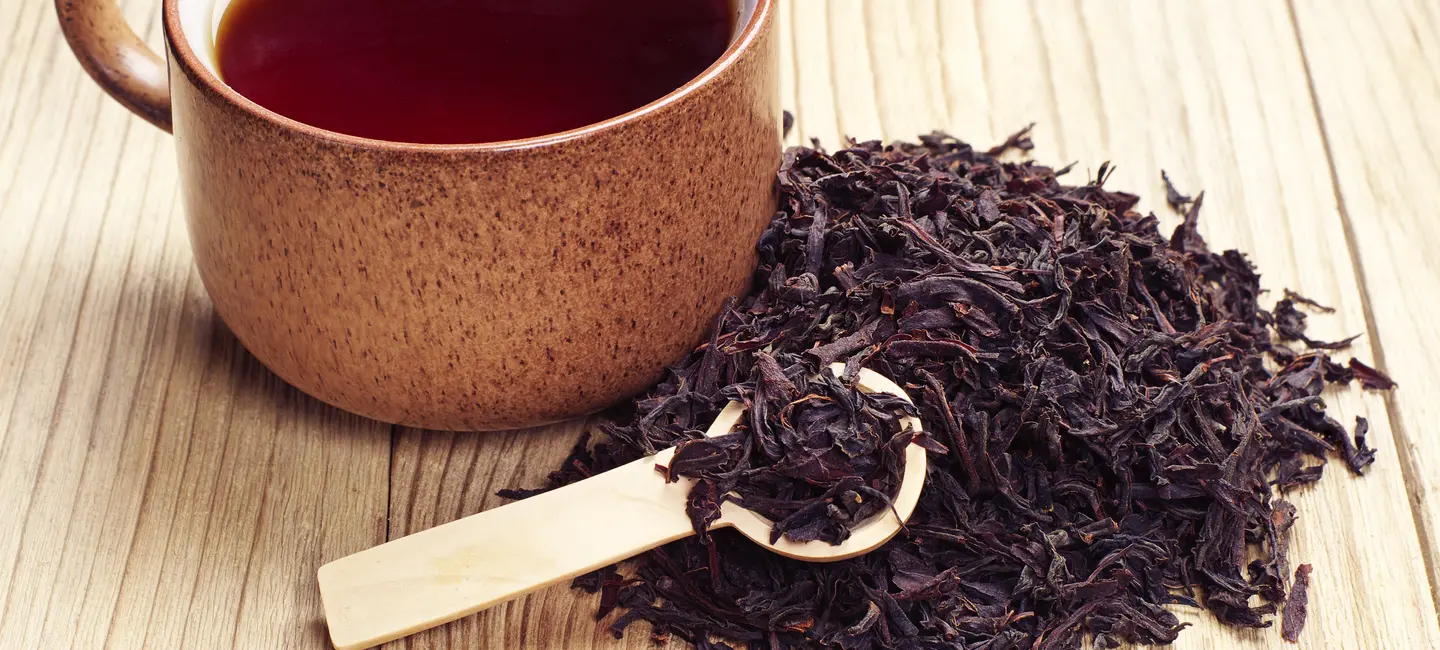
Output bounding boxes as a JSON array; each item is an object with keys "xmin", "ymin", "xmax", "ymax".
[{"xmin": 56, "ymin": 0, "xmax": 781, "ymax": 430}]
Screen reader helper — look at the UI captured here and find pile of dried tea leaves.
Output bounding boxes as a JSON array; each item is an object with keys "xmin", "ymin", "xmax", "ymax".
[{"xmin": 502, "ymin": 128, "xmax": 1393, "ymax": 649}]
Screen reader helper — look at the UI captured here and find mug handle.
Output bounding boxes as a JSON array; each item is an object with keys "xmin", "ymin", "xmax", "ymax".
[{"xmin": 55, "ymin": 0, "xmax": 173, "ymax": 131}]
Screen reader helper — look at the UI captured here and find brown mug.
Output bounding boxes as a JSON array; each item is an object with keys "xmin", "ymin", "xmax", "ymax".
[{"xmin": 56, "ymin": 0, "xmax": 780, "ymax": 430}]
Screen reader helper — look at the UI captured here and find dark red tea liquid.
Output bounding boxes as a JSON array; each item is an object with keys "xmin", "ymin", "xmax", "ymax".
[{"xmin": 215, "ymin": 0, "xmax": 735, "ymax": 144}]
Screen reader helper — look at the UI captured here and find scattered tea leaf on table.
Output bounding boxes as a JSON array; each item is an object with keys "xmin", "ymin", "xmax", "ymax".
[{"xmin": 1281, "ymin": 563, "xmax": 1314, "ymax": 642}]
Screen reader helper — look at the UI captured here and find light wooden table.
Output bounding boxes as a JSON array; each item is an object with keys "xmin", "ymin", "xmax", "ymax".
[{"xmin": 3, "ymin": 0, "xmax": 1439, "ymax": 648}]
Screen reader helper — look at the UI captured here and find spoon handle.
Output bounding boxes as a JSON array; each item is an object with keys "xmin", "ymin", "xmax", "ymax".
[{"xmin": 318, "ymin": 449, "xmax": 694, "ymax": 650}]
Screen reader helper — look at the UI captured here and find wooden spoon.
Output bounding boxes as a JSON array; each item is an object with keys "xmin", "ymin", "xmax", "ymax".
[{"xmin": 318, "ymin": 363, "xmax": 926, "ymax": 650}]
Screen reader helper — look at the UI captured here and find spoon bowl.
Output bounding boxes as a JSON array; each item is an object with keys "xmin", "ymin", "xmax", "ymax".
[{"xmin": 686, "ymin": 364, "xmax": 926, "ymax": 561}]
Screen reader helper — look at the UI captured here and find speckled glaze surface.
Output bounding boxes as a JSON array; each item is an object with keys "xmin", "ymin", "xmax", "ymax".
[{"xmin": 58, "ymin": 0, "xmax": 780, "ymax": 430}]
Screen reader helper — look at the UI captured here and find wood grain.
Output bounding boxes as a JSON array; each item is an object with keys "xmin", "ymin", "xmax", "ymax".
[
  {"xmin": 1290, "ymin": 0, "xmax": 1440, "ymax": 613},
  {"xmin": 4, "ymin": 0, "xmax": 1440, "ymax": 649},
  {"xmin": 0, "ymin": 0, "xmax": 390, "ymax": 649}
]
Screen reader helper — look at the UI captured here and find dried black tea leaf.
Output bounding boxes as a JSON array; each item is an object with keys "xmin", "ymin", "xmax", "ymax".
[
  {"xmin": 1281, "ymin": 564, "xmax": 1313, "ymax": 642},
  {"xmin": 1272, "ymin": 298, "xmax": 1361, "ymax": 350},
  {"xmin": 1348, "ymin": 358, "xmax": 1396, "ymax": 390},
  {"xmin": 1284, "ymin": 289, "xmax": 1336, "ymax": 314},
  {"xmin": 501, "ymin": 130, "xmax": 1391, "ymax": 650},
  {"xmin": 1161, "ymin": 169, "xmax": 1193, "ymax": 211},
  {"xmin": 984, "ymin": 122, "xmax": 1035, "ymax": 156}
]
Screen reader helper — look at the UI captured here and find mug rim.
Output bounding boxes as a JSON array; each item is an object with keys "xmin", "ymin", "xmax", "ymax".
[{"xmin": 161, "ymin": 0, "xmax": 774, "ymax": 153}]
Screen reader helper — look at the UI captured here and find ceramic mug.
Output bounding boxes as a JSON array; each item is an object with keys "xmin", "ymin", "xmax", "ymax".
[{"xmin": 56, "ymin": 0, "xmax": 780, "ymax": 430}]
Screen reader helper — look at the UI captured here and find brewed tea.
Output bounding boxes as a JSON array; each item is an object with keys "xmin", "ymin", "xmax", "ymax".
[{"xmin": 216, "ymin": 0, "xmax": 735, "ymax": 144}]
